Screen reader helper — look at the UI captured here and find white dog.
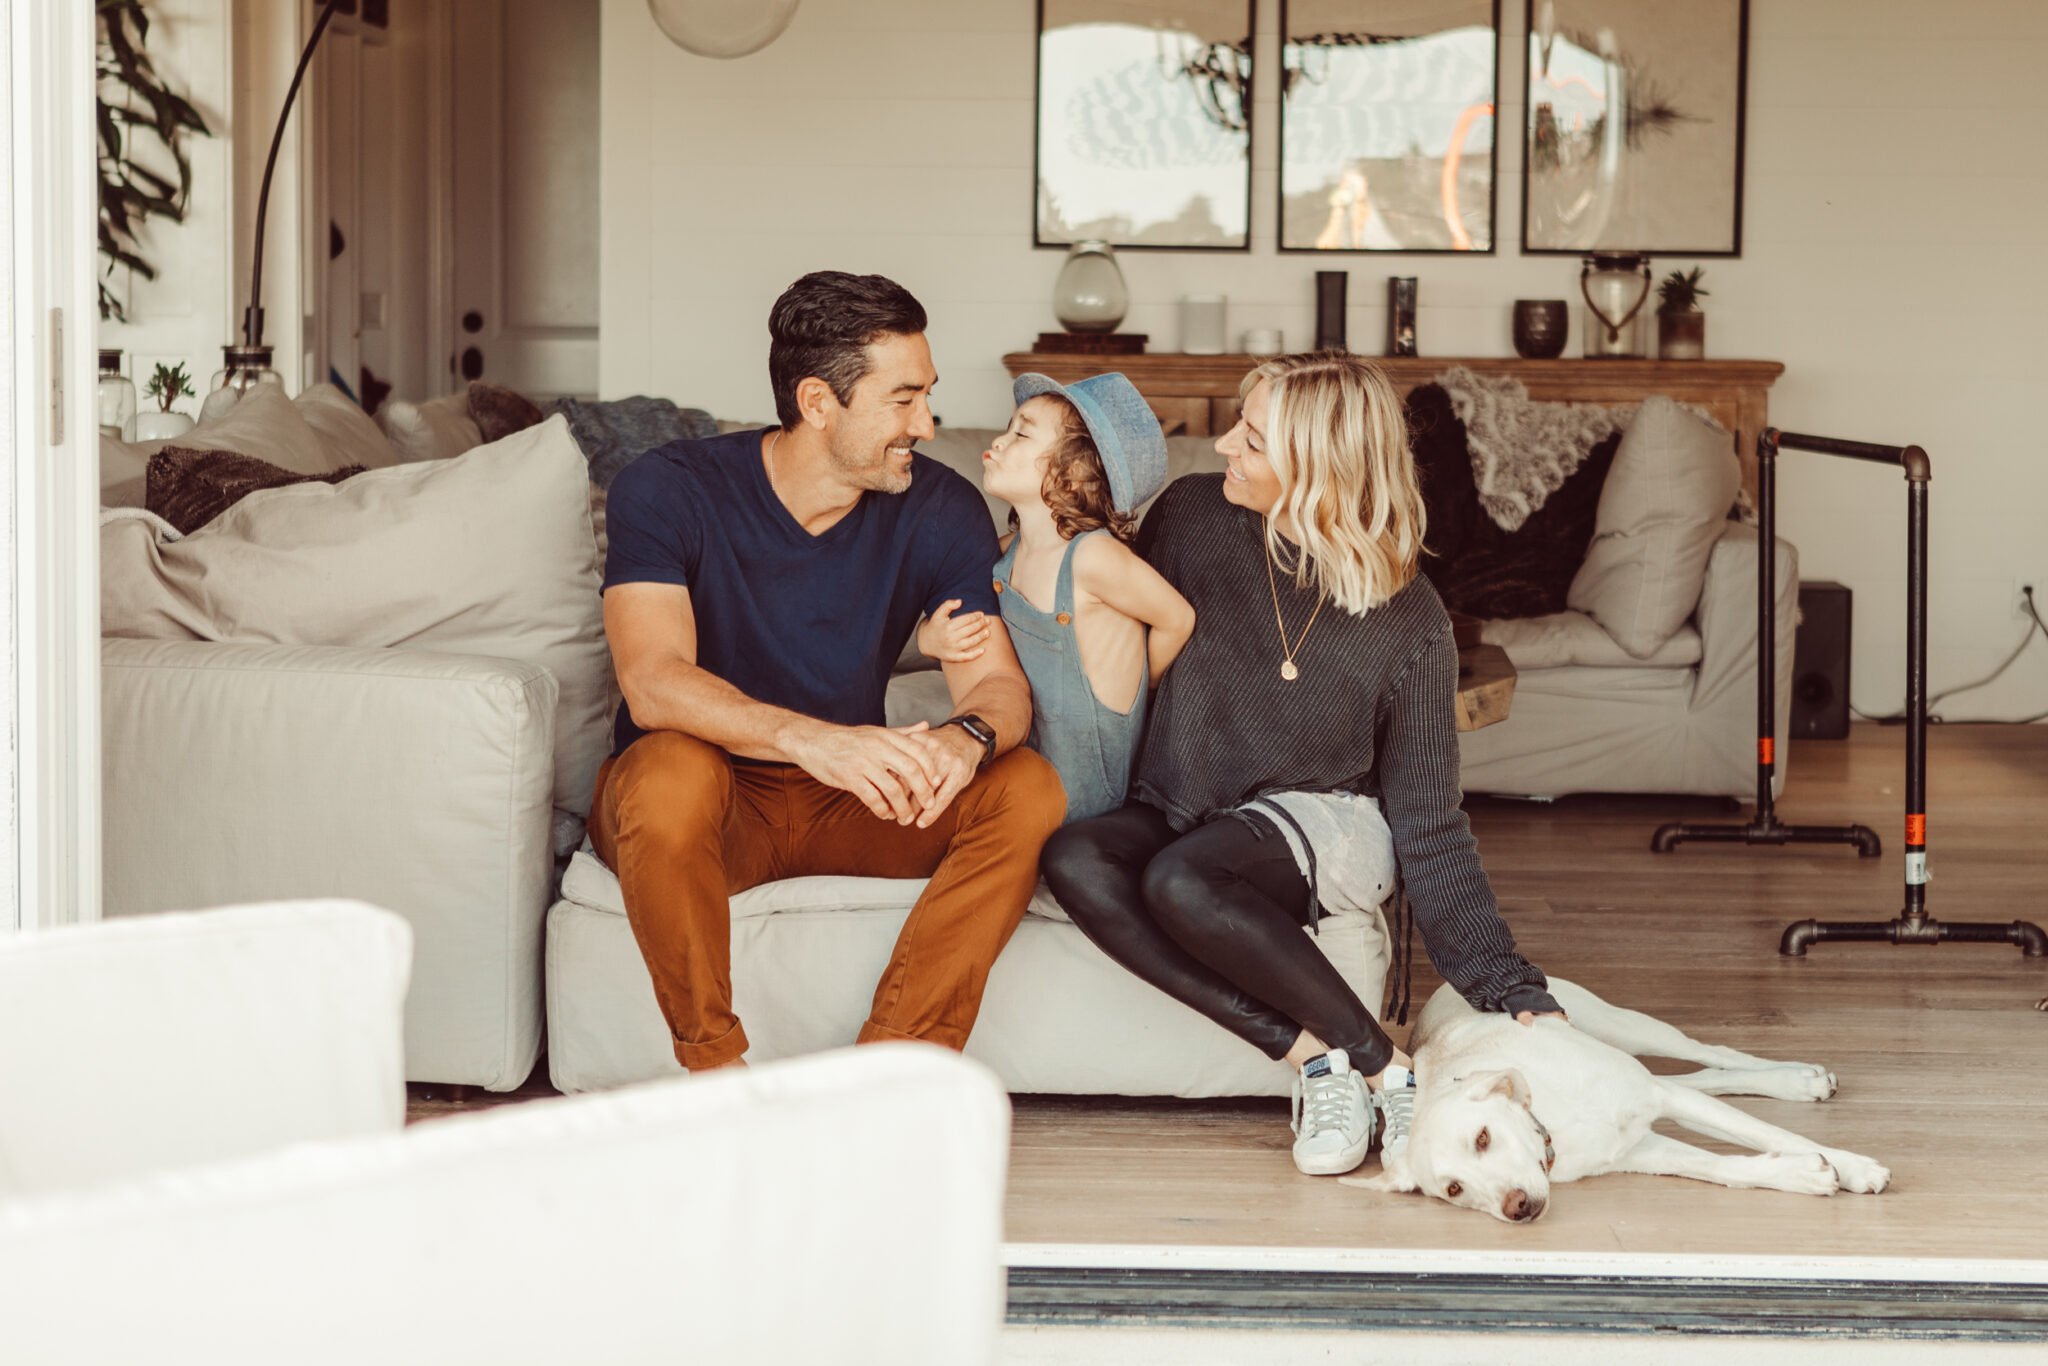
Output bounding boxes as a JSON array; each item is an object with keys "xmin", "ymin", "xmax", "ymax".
[{"xmin": 1340, "ymin": 978, "xmax": 1891, "ymax": 1222}]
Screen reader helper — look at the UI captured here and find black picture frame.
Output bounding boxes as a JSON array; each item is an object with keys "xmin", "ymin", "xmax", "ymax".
[
  {"xmin": 1277, "ymin": 0, "xmax": 1507, "ymax": 253},
  {"xmin": 1033, "ymin": 0, "xmax": 1255, "ymax": 252},
  {"xmin": 1520, "ymin": 0, "xmax": 1749, "ymax": 257}
]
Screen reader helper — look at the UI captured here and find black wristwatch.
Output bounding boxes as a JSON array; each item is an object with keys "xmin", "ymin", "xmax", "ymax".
[{"xmin": 944, "ymin": 714, "xmax": 998, "ymax": 769}]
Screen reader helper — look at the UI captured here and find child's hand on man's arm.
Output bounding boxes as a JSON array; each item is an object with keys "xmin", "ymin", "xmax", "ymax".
[{"xmin": 917, "ymin": 599, "xmax": 992, "ymax": 662}]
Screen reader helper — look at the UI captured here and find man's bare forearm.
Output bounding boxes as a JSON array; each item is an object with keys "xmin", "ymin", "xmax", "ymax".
[
  {"xmin": 621, "ymin": 659, "xmax": 825, "ymax": 763},
  {"xmin": 949, "ymin": 672, "xmax": 1032, "ymax": 756}
]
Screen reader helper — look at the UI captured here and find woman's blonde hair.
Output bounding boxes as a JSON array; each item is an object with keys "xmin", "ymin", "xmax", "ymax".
[{"xmin": 1240, "ymin": 350, "xmax": 1426, "ymax": 615}]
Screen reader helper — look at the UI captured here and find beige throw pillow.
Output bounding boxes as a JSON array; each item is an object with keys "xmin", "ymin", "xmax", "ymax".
[
  {"xmin": 101, "ymin": 414, "xmax": 610, "ymax": 817},
  {"xmin": 1566, "ymin": 397, "xmax": 1741, "ymax": 659},
  {"xmin": 296, "ymin": 383, "xmax": 401, "ymax": 470}
]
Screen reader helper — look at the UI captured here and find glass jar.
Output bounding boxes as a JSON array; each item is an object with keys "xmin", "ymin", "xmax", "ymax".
[
  {"xmin": 1053, "ymin": 241, "xmax": 1128, "ymax": 334},
  {"xmin": 1581, "ymin": 253, "xmax": 1652, "ymax": 358},
  {"xmin": 96, "ymin": 349, "xmax": 137, "ymax": 441},
  {"xmin": 205, "ymin": 345, "xmax": 285, "ymax": 422}
]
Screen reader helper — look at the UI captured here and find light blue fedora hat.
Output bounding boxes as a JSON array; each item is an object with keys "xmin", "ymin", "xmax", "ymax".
[{"xmin": 1011, "ymin": 371, "xmax": 1168, "ymax": 514}]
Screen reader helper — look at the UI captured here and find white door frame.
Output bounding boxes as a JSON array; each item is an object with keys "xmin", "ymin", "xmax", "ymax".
[{"xmin": 6, "ymin": 0, "xmax": 103, "ymax": 930}]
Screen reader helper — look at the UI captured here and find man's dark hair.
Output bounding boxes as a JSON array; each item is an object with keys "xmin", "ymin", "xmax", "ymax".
[{"xmin": 767, "ymin": 272, "xmax": 928, "ymax": 430}]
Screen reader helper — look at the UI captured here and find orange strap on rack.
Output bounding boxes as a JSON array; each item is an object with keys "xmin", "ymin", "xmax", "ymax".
[
  {"xmin": 1906, "ymin": 814, "xmax": 1925, "ymax": 845},
  {"xmin": 1759, "ymin": 738, "xmax": 1775, "ymax": 765}
]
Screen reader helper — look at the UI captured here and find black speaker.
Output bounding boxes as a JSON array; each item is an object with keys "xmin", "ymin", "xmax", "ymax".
[{"xmin": 1792, "ymin": 580, "xmax": 1852, "ymax": 739}]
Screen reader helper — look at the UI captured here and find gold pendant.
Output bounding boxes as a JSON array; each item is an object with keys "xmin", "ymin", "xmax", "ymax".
[{"xmin": 1280, "ymin": 660, "xmax": 1299, "ymax": 681}]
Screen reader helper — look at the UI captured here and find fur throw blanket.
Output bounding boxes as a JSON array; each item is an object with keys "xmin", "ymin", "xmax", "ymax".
[{"xmin": 1438, "ymin": 367, "xmax": 1630, "ymax": 533}]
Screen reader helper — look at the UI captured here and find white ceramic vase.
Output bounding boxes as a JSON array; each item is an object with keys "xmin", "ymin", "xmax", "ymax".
[{"xmin": 1053, "ymin": 241, "xmax": 1128, "ymax": 334}]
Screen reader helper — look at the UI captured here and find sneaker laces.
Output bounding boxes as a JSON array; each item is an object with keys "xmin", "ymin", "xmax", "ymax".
[
  {"xmin": 1377, "ymin": 1073, "xmax": 1417, "ymax": 1155},
  {"xmin": 1292, "ymin": 1068, "xmax": 1359, "ymax": 1139}
]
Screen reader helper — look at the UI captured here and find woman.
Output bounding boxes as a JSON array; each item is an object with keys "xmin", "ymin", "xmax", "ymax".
[{"xmin": 1042, "ymin": 351, "xmax": 1564, "ymax": 1178}]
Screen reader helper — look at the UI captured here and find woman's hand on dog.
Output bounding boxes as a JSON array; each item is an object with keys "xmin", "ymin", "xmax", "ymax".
[{"xmin": 1516, "ymin": 1011, "xmax": 1570, "ymax": 1027}]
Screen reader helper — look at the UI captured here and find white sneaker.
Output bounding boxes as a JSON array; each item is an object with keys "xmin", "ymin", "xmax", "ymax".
[
  {"xmin": 1291, "ymin": 1050, "xmax": 1375, "ymax": 1176},
  {"xmin": 1376, "ymin": 1063, "xmax": 1417, "ymax": 1161}
]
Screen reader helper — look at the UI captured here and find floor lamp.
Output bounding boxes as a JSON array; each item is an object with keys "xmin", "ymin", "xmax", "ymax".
[{"xmin": 212, "ymin": 0, "xmax": 343, "ymax": 403}]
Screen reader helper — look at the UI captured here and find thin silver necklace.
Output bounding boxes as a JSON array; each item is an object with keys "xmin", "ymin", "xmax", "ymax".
[{"xmin": 766, "ymin": 429, "xmax": 782, "ymax": 492}]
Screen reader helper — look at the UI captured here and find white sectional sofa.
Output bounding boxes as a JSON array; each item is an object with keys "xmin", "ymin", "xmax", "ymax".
[{"xmin": 95, "ymin": 377, "xmax": 1788, "ymax": 1095}]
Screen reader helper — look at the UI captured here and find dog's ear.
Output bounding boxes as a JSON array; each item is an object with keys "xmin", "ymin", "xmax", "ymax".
[
  {"xmin": 1339, "ymin": 1154, "xmax": 1416, "ymax": 1193},
  {"xmin": 1464, "ymin": 1068, "xmax": 1533, "ymax": 1108}
]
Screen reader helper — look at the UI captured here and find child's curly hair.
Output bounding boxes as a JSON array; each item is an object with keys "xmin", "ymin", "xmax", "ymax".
[{"xmin": 1008, "ymin": 397, "xmax": 1140, "ymax": 544}]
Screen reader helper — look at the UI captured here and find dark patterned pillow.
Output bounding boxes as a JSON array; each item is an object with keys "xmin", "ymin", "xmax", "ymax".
[
  {"xmin": 146, "ymin": 447, "xmax": 367, "ymax": 535},
  {"xmin": 467, "ymin": 382, "xmax": 547, "ymax": 444},
  {"xmin": 1406, "ymin": 384, "xmax": 1618, "ymax": 620}
]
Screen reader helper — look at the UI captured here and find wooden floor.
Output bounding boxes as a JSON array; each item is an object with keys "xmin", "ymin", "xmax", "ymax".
[{"xmin": 1005, "ymin": 723, "xmax": 2048, "ymax": 1264}]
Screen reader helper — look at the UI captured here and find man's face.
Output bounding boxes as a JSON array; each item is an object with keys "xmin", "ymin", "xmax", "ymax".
[{"xmin": 822, "ymin": 332, "xmax": 938, "ymax": 495}]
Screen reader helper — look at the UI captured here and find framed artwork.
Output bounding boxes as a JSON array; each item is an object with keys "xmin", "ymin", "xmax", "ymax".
[
  {"xmin": 1522, "ymin": 0, "xmax": 1749, "ymax": 255},
  {"xmin": 1278, "ymin": 1, "xmax": 1500, "ymax": 253},
  {"xmin": 1034, "ymin": 0, "xmax": 1254, "ymax": 250}
]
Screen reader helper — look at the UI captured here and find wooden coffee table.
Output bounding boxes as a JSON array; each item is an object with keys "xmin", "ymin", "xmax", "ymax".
[{"xmin": 1455, "ymin": 643, "xmax": 1517, "ymax": 733}]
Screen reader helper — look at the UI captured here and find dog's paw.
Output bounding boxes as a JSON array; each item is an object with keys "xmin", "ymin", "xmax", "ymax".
[
  {"xmin": 1827, "ymin": 1151, "xmax": 1890, "ymax": 1194},
  {"xmin": 1782, "ymin": 1063, "xmax": 1838, "ymax": 1102},
  {"xmin": 1770, "ymin": 1151, "xmax": 1841, "ymax": 1196},
  {"xmin": 1738, "ymin": 1064, "xmax": 1837, "ymax": 1102}
]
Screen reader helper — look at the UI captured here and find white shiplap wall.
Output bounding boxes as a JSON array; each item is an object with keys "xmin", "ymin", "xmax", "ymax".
[{"xmin": 599, "ymin": 0, "xmax": 2048, "ymax": 723}]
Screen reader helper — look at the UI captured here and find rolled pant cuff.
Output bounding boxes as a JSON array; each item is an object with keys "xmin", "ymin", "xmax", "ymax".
[
  {"xmin": 856, "ymin": 1018, "xmax": 964, "ymax": 1051},
  {"xmin": 674, "ymin": 1020, "xmax": 749, "ymax": 1071}
]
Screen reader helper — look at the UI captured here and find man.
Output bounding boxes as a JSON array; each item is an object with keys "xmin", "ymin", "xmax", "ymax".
[{"xmin": 593, "ymin": 271, "xmax": 1064, "ymax": 1071}]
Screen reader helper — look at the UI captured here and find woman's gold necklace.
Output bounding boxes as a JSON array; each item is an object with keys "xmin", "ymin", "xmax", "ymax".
[{"xmin": 1264, "ymin": 540, "xmax": 1326, "ymax": 681}]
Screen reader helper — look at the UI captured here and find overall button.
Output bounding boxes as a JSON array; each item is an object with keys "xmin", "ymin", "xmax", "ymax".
[{"xmin": 1056, "ymin": 612, "xmax": 1072, "ymax": 625}]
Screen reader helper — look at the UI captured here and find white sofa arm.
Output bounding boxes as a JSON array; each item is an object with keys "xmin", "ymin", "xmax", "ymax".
[
  {"xmin": 1688, "ymin": 522, "xmax": 1798, "ymax": 798},
  {"xmin": 0, "ymin": 901, "xmax": 409, "ymax": 1198},
  {"xmin": 0, "ymin": 1047, "xmax": 1009, "ymax": 1366},
  {"xmin": 101, "ymin": 638, "xmax": 558, "ymax": 1090}
]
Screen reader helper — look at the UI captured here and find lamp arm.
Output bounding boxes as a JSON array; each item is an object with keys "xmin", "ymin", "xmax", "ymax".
[{"xmin": 244, "ymin": 0, "xmax": 344, "ymax": 348}]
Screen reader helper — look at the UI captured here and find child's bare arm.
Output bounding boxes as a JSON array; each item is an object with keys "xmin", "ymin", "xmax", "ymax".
[
  {"xmin": 917, "ymin": 599, "xmax": 993, "ymax": 662},
  {"xmin": 1074, "ymin": 535, "xmax": 1196, "ymax": 682}
]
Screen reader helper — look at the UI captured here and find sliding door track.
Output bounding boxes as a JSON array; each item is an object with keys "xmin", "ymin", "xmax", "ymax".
[{"xmin": 1008, "ymin": 1267, "xmax": 2048, "ymax": 1341}]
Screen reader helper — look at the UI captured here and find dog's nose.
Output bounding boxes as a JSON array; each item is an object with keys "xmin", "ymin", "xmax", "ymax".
[{"xmin": 1501, "ymin": 1189, "xmax": 1543, "ymax": 1222}]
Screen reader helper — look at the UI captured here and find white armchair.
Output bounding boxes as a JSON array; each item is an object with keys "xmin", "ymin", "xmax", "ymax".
[{"xmin": 0, "ymin": 902, "xmax": 1010, "ymax": 1365}]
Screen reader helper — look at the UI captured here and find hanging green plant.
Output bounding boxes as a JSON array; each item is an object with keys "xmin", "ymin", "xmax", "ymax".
[{"xmin": 97, "ymin": 0, "xmax": 213, "ymax": 322}]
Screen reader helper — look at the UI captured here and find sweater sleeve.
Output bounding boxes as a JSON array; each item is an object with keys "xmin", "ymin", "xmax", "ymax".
[{"xmin": 1378, "ymin": 624, "xmax": 1561, "ymax": 1016}]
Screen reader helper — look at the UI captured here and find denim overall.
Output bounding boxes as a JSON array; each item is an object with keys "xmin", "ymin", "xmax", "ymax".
[{"xmin": 994, "ymin": 530, "xmax": 1147, "ymax": 825}]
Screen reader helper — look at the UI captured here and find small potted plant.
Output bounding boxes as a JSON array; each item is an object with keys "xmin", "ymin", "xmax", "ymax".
[
  {"xmin": 1656, "ymin": 267, "xmax": 1708, "ymax": 360},
  {"xmin": 134, "ymin": 361, "xmax": 198, "ymax": 441}
]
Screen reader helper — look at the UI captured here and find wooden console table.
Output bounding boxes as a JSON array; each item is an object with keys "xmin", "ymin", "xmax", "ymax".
[{"xmin": 1002, "ymin": 353, "xmax": 1785, "ymax": 500}]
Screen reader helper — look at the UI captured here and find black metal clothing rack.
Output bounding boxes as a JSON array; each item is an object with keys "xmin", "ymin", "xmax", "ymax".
[{"xmin": 1652, "ymin": 428, "xmax": 2047, "ymax": 960}]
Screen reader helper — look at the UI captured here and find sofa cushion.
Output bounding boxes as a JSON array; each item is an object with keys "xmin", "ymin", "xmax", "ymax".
[
  {"xmin": 1480, "ymin": 610, "xmax": 1703, "ymax": 671},
  {"xmin": 561, "ymin": 848, "xmax": 1073, "ymax": 926},
  {"xmin": 378, "ymin": 388, "xmax": 484, "ymax": 462},
  {"xmin": 297, "ymin": 383, "xmax": 401, "ymax": 470},
  {"xmin": 1568, "ymin": 397, "xmax": 1740, "ymax": 658},
  {"xmin": 100, "ymin": 432, "xmax": 152, "ymax": 508},
  {"xmin": 145, "ymin": 447, "xmax": 367, "ymax": 535},
  {"xmin": 101, "ymin": 414, "xmax": 610, "ymax": 818}
]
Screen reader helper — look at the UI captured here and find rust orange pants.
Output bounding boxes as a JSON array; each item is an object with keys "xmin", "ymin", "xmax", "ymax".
[{"xmin": 589, "ymin": 731, "xmax": 1066, "ymax": 1070}]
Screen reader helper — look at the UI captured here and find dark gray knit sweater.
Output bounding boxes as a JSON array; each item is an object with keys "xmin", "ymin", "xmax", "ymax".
[{"xmin": 1134, "ymin": 475, "xmax": 1560, "ymax": 1018}]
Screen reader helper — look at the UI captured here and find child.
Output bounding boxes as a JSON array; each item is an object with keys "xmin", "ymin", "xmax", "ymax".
[{"xmin": 919, "ymin": 373, "xmax": 1193, "ymax": 824}]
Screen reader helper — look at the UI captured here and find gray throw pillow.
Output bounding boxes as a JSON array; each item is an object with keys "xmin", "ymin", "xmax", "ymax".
[{"xmin": 1567, "ymin": 397, "xmax": 1740, "ymax": 658}]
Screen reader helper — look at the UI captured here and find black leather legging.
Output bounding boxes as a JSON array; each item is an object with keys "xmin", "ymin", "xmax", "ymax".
[{"xmin": 1042, "ymin": 803, "xmax": 1396, "ymax": 1074}]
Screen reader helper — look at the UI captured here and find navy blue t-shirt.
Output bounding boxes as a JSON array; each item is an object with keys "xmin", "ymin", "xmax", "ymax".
[{"xmin": 602, "ymin": 427, "xmax": 1001, "ymax": 756}]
